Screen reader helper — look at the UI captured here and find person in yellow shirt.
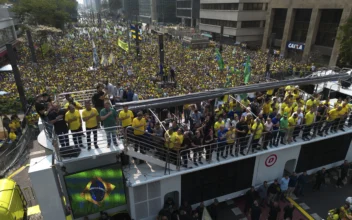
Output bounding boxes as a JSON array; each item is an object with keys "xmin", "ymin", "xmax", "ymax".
[
  {"xmin": 287, "ymin": 113, "xmax": 298, "ymax": 143},
  {"xmin": 251, "ymin": 118, "xmax": 263, "ymax": 152},
  {"xmin": 306, "ymin": 97, "xmax": 314, "ymax": 111},
  {"xmin": 119, "ymin": 105, "xmax": 134, "ymax": 129},
  {"xmin": 64, "ymin": 94, "xmax": 83, "ymax": 110},
  {"xmin": 338, "ymin": 102, "xmax": 349, "ymax": 131},
  {"xmin": 225, "ymin": 125, "xmax": 236, "ymax": 157},
  {"xmin": 82, "ymin": 101, "xmax": 99, "ymax": 150},
  {"xmin": 132, "ymin": 111, "xmax": 147, "ymax": 153},
  {"xmin": 283, "ymin": 103, "xmax": 293, "ymax": 116},
  {"xmin": 214, "ymin": 116, "xmax": 224, "ymax": 137},
  {"xmin": 262, "ymin": 99, "xmax": 271, "ymax": 119},
  {"xmin": 320, "ymin": 106, "xmax": 342, "ymax": 135},
  {"xmin": 9, "ymin": 128, "xmax": 17, "ymax": 142},
  {"xmin": 65, "ymin": 104, "xmax": 84, "ymax": 148},
  {"xmin": 302, "ymin": 110, "xmax": 315, "ymax": 141},
  {"xmin": 241, "ymin": 97, "xmax": 251, "ymax": 109},
  {"xmin": 266, "ymin": 89, "xmax": 274, "ymax": 98}
]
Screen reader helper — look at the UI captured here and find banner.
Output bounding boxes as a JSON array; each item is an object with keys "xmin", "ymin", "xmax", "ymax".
[
  {"xmin": 118, "ymin": 39, "xmax": 129, "ymax": 52},
  {"xmin": 215, "ymin": 48, "xmax": 224, "ymax": 71},
  {"xmin": 92, "ymin": 40, "xmax": 99, "ymax": 67},
  {"xmin": 244, "ymin": 56, "xmax": 251, "ymax": 84}
]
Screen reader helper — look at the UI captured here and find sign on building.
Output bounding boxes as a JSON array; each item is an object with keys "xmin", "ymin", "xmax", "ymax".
[{"xmin": 287, "ymin": 42, "xmax": 305, "ymax": 51}]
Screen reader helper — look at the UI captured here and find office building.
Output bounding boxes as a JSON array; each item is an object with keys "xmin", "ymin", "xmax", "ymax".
[
  {"xmin": 138, "ymin": 0, "xmax": 157, "ymax": 24},
  {"xmin": 262, "ymin": 0, "xmax": 352, "ymax": 66},
  {"xmin": 199, "ymin": 0, "xmax": 268, "ymax": 44},
  {"xmin": 0, "ymin": 7, "xmax": 17, "ymax": 58},
  {"xmin": 123, "ymin": 0, "xmax": 140, "ymax": 21},
  {"xmin": 176, "ymin": 0, "xmax": 200, "ymax": 27},
  {"xmin": 156, "ymin": 0, "xmax": 179, "ymax": 24}
]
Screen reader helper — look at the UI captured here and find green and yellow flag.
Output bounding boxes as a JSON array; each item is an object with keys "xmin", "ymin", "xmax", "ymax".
[
  {"xmin": 118, "ymin": 39, "xmax": 129, "ymax": 52},
  {"xmin": 244, "ymin": 56, "xmax": 251, "ymax": 84}
]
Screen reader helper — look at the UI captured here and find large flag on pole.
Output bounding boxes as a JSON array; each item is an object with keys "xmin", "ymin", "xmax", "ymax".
[
  {"xmin": 92, "ymin": 40, "xmax": 99, "ymax": 67},
  {"xmin": 118, "ymin": 39, "xmax": 129, "ymax": 52},
  {"xmin": 244, "ymin": 56, "xmax": 251, "ymax": 84},
  {"xmin": 215, "ymin": 48, "xmax": 224, "ymax": 71}
]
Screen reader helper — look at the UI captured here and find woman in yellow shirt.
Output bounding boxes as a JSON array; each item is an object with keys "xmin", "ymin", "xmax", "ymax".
[{"xmin": 251, "ymin": 119, "xmax": 263, "ymax": 152}]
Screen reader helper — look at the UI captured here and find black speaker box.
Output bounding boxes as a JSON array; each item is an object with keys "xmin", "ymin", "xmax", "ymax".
[{"xmin": 59, "ymin": 146, "xmax": 81, "ymax": 158}]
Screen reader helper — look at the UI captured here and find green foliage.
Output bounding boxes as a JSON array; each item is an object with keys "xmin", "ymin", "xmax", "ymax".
[
  {"xmin": 12, "ymin": 0, "xmax": 78, "ymax": 29},
  {"xmin": 0, "ymin": 0, "xmax": 8, "ymax": 4},
  {"xmin": 338, "ymin": 16, "xmax": 352, "ymax": 66}
]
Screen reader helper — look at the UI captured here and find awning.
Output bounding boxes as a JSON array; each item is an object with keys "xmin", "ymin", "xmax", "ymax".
[
  {"xmin": 0, "ymin": 64, "xmax": 12, "ymax": 72},
  {"xmin": 201, "ymin": 33, "xmax": 212, "ymax": 38}
]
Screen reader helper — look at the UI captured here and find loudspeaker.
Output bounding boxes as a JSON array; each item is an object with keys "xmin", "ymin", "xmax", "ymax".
[
  {"xmin": 120, "ymin": 152, "xmax": 130, "ymax": 166},
  {"xmin": 59, "ymin": 146, "xmax": 81, "ymax": 158},
  {"xmin": 341, "ymin": 78, "xmax": 352, "ymax": 88}
]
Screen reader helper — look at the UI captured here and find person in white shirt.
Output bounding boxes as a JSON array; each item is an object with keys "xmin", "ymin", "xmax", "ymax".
[
  {"xmin": 105, "ymin": 80, "xmax": 116, "ymax": 104},
  {"xmin": 293, "ymin": 108, "xmax": 304, "ymax": 141},
  {"xmin": 231, "ymin": 114, "xmax": 239, "ymax": 127},
  {"xmin": 263, "ymin": 118, "xmax": 273, "ymax": 149}
]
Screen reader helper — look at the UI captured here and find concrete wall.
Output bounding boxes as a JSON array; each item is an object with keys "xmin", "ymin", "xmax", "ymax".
[
  {"xmin": 200, "ymin": 10, "xmax": 265, "ymax": 21},
  {"xmin": 268, "ymin": 0, "xmax": 351, "ymax": 9}
]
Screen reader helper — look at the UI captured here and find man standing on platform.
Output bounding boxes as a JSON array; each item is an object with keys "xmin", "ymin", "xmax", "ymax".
[
  {"xmin": 118, "ymin": 105, "xmax": 134, "ymax": 136},
  {"xmin": 100, "ymin": 101, "xmax": 118, "ymax": 148},
  {"xmin": 132, "ymin": 111, "xmax": 147, "ymax": 153},
  {"xmin": 65, "ymin": 104, "xmax": 85, "ymax": 149},
  {"xmin": 48, "ymin": 103, "xmax": 69, "ymax": 147},
  {"xmin": 92, "ymin": 84, "xmax": 105, "ymax": 114},
  {"xmin": 82, "ymin": 101, "xmax": 99, "ymax": 150}
]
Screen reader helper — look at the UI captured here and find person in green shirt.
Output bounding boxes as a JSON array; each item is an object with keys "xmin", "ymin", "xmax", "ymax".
[
  {"xmin": 100, "ymin": 101, "xmax": 118, "ymax": 147},
  {"xmin": 279, "ymin": 113, "xmax": 289, "ymax": 145}
]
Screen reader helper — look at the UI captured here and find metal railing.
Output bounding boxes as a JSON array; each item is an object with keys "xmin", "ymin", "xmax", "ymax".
[
  {"xmin": 121, "ymin": 114, "xmax": 351, "ymax": 171},
  {"xmin": 57, "ymin": 89, "xmax": 95, "ymax": 107},
  {"xmin": 54, "ymin": 125, "xmax": 124, "ymax": 161}
]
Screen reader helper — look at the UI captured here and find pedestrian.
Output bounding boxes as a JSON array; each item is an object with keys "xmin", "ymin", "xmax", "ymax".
[
  {"xmin": 287, "ymin": 172, "xmax": 297, "ymax": 197},
  {"xmin": 336, "ymin": 160, "xmax": 351, "ymax": 188},
  {"xmin": 244, "ymin": 186, "xmax": 257, "ymax": 214},
  {"xmin": 257, "ymin": 181, "xmax": 268, "ymax": 207},
  {"xmin": 280, "ymin": 175, "xmax": 290, "ymax": 200},
  {"xmin": 312, "ymin": 168, "xmax": 327, "ymax": 192},
  {"xmin": 284, "ymin": 202, "xmax": 295, "ymax": 220},
  {"xmin": 268, "ymin": 201, "xmax": 281, "ymax": 220},
  {"xmin": 296, "ymin": 171, "xmax": 308, "ymax": 196},
  {"xmin": 250, "ymin": 200, "xmax": 261, "ymax": 220},
  {"xmin": 208, "ymin": 199, "xmax": 219, "ymax": 220},
  {"xmin": 268, "ymin": 179, "xmax": 280, "ymax": 205}
]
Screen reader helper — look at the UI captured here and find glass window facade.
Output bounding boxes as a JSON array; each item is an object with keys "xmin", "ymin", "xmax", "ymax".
[
  {"xmin": 315, "ymin": 9, "xmax": 342, "ymax": 47},
  {"xmin": 177, "ymin": 0, "xmax": 191, "ymax": 8},
  {"xmin": 272, "ymin": 9, "xmax": 287, "ymax": 40},
  {"xmin": 200, "ymin": 18, "xmax": 237, "ymax": 28},
  {"xmin": 291, "ymin": 9, "xmax": 312, "ymax": 43},
  {"xmin": 201, "ymin": 3, "xmax": 238, "ymax": 10},
  {"xmin": 0, "ymin": 26, "xmax": 15, "ymax": 47},
  {"xmin": 241, "ymin": 21, "xmax": 261, "ymax": 28},
  {"xmin": 177, "ymin": 9, "xmax": 192, "ymax": 17},
  {"xmin": 139, "ymin": 0, "xmax": 151, "ymax": 16},
  {"xmin": 243, "ymin": 3, "xmax": 263, "ymax": 11}
]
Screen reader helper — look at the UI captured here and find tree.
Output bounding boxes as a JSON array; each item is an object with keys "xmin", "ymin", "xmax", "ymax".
[
  {"xmin": 12, "ymin": 0, "xmax": 78, "ymax": 29},
  {"xmin": 338, "ymin": 16, "xmax": 352, "ymax": 66}
]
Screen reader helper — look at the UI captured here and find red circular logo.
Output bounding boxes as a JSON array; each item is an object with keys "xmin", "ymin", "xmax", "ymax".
[{"xmin": 265, "ymin": 154, "xmax": 277, "ymax": 167}]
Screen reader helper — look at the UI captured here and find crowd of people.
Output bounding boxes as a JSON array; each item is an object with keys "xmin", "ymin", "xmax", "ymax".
[{"xmin": 0, "ymin": 20, "xmax": 314, "ymax": 114}]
